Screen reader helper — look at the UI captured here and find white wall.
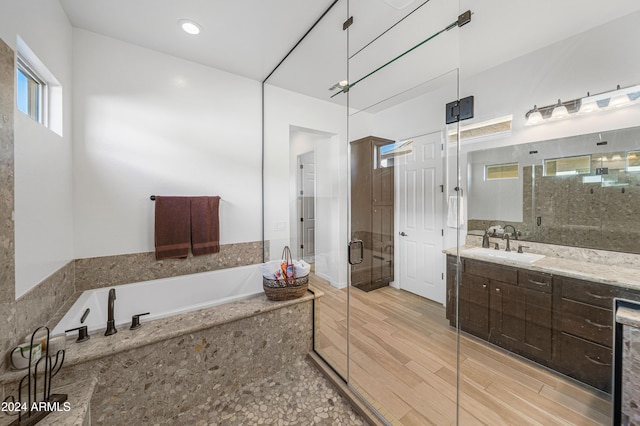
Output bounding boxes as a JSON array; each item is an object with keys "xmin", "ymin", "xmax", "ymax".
[
  {"xmin": 459, "ymin": 10, "xmax": 640, "ymax": 152},
  {"xmin": 72, "ymin": 29, "xmax": 263, "ymax": 258},
  {"xmin": 264, "ymin": 84, "xmax": 371, "ymax": 288},
  {"xmin": 0, "ymin": 1, "xmax": 74, "ymax": 298},
  {"xmin": 459, "ymin": 11, "xmax": 640, "ymax": 226}
]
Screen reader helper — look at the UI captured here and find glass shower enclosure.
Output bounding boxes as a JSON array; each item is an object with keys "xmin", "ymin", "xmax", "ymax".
[{"xmin": 263, "ymin": 0, "xmax": 640, "ymax": 424}]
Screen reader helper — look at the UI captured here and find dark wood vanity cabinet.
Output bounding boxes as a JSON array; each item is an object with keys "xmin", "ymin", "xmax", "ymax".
[
  {"xmin": 444, "ymin": 254, "xmax": 639, "ymax": 392},
  {"xmin": 350, "ymin": 136, "xmax": 394, "ymax": 292},
  {"xmin": 447, "ymin": 257, "xmax": 552, "ymax": 363},
  {"xmin": 553, "ymin": 276, "xmax": 618, "ymax": 392}
]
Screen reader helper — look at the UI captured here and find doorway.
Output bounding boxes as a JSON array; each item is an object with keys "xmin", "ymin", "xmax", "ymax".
[
  {"xmin": 297, "ymin": 151, "xmax": 316, "ymax": 263},
  {"xmin": 396, "ymin": 131, "xmax": 446, "ymax": 303}
]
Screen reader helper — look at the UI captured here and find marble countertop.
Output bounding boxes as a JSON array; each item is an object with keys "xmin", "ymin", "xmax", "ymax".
[
  {"xmin": 445, "ymin": 245, "xmax": 640, "ymax": 292},
  {"xmin": 0, "ymin": 291, "xmax": 317, "ymax": 386},
  {"xmin": 617, "ymin": 305, "xmax": 640, "ymax": 328}
]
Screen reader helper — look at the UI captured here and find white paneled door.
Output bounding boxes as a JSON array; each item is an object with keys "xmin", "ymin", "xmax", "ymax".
[{"xmin": 398, "ymin": 132, "xmax": 445, "ymax": 304}]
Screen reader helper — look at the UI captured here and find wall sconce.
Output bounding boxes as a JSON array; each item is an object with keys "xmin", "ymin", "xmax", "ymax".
[{"xmin": 525, "ymin": 84, "xmax": 640, "ymax": 125}]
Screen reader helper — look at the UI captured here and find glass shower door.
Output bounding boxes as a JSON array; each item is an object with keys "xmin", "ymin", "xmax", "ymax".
[
  {"xmin": 345, "ymin": 0, "xmax": 462, "ymax": 422},
  {"xmin": 262, "ymin": 1, "xmax": 349, "ymax": 379}
]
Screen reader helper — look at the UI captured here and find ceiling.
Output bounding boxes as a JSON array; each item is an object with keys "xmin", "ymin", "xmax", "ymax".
[{"xmin": 59, "ymin": 0, "xmax": 640, "ymax": 111}]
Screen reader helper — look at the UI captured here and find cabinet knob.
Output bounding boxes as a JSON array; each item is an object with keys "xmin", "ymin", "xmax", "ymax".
[
  {"xmin": 482, "ymin": 284, "xmax": 487, "ymax": 289},
  {"xmin": 495, "ymin": 288, "xmax": 501, "ymax": 292}
]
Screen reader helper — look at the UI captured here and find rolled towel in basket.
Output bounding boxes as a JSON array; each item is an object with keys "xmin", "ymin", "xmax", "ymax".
[
  {"xmin": 294, "ymin": 260, "xmax": 311, "ymax": 277},
  {"xmin": 262, "ymin": 260, "xmax": 281, "ymax": 280}
]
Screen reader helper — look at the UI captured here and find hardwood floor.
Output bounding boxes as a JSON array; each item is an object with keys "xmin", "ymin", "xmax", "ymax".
[{"xmin": 310, "ymin": 274, "xmax": 612, "ymax": 425}]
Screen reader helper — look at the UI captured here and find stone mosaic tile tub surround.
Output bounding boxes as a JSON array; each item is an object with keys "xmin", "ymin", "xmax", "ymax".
[
  {"xmin": 74, "ymin": 241, "xmax": 263, "ymax": 292},
  {"xmin": 2, "ymin": 293, "xmax": 317, "ymax": 425},
  {"xmin": 0, "ymin": 241, "xmax": 262, "ymax": 375},
  {"xmin": 161, "ymin": 359, "xmax": 365, "ymax": 425}
]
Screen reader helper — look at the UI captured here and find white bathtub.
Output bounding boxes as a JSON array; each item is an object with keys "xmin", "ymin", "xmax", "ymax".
[{"xmin": 52, "ymin": 264, "xmax": 264, "ymax": 336}]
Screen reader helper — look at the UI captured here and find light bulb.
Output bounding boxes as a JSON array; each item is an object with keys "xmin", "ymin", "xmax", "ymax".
[
  {"xmin": 526, "ymin": 110, "xmax": 543, "ymax": 126},
  {"xmin": 550, "ymin": 100, "xmax": 569, "ymax": 120},
  {"xmin": 578, "ymin": 97, "xmax": 598, "ymax": 114}
]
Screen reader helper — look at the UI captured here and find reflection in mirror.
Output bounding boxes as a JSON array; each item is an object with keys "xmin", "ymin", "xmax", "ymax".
[{"xmin": 467, "ymin": 126, "xmax": 640, "ymax": 253}]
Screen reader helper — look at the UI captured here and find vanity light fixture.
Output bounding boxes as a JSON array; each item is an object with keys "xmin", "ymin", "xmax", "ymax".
[
  {"xmin": 525, "ymin": 84, "xmax": 640, "ymax": 125},
  {"xmin": 179, "ymin": 19, "xmax": 202, "ymax": 35}
]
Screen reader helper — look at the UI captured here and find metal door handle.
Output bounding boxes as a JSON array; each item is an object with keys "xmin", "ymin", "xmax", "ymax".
[
  {"xmin": 399, "ymin": 232, "xmax": 408, "ymax": 237},
  {"xmin": 348, "ymin": 240, "xmax": 364, "ymax": 265}
]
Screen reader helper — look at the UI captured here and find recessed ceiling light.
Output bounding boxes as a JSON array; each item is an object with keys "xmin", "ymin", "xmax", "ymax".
[
  {"xmin": 329, "ymin": 80, "xmax": 349, "ymax": 91},
  {"xmin": 383, "ymin": 0, "xmax": 416, "ymax": 10},
  {"xmin": 179, "ymin": 19, "xmax": 202, "ymax": 35}
]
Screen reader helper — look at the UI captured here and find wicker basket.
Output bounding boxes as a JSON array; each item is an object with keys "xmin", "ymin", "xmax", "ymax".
[{"xmin": 263, "ymin": 275, "xmax": 309, "ymax": 301}]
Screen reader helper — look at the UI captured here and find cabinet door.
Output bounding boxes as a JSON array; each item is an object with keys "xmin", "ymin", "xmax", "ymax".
[
  {"xmin": 372, "ymin": 205, "xmax": 394, "ymax": 283},
  {"xmin": 446, "ymin": 256, "xmax": 457, "ymax": 322},
  {"xmin": 489, "ymin": 280, "xmax": 524, "ymax": 348},
  {"xmin": 522, "ymin": 288, "xmax": 553, "ymax": 359},
  {"xmin": 350, "ymin": 140, "xmax": 373, "ymax": 289},
  {"xmin": 372, "ymin": 166, "xmax": 394, "ymax": 206},
  {"xmin": 556, "ymin": 333, "xmax": 612, "ymax": 392},
  {"xmin": 461, "ymin": 273, "xmax": 490, "ymax": 339}
]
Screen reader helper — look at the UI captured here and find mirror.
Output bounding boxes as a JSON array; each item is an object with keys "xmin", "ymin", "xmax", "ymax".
[{"xmin": 467, "ymin": 125, "xmax": 640, "ymax": 253}]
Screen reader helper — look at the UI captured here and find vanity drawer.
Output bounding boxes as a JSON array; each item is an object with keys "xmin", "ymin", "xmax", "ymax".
[
  {"xmin": 560, "ymin": 299, "xmax": 613, "ymax": 347},
  {"xmin": 465, "ymin": 259, "xmax": 517, "ymax": 283},
  {"xmin": 518, "ymin": 270, "xmax": 552, "ymax": 293},
  {"xmin": 555, "ymin": 333, "xmax": 612, "ymax": 393},
  {"xmin": 558, "ymin": 277, "xmax": 617, "ymax": 309}
]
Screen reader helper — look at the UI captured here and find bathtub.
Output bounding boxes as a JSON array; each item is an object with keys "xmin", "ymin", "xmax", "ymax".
[{"xmin": 52, "ymin": 264, "xmax": 264, "ymax": 336}]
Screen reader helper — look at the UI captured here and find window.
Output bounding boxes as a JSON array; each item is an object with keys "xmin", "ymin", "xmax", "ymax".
[
  {"xmin": 485, "ymin": 162, "xmax": 519, "ymax": 180},
  {"xmin": 15, "ymin": 36, "xmax": 63, "ymax": 136},
  {"xmin": 627, "ymin": 151, "xmax": 640, "ymax": 172},
  {"xmin": 544, "ymin": 155, "xmax": 591, "ymax": 176},
  {"xmin": 375, "ymin": 139, "xmax": 413, "ymax": 169},
  {"xmin": 16, "ymin": 57, "xmax": 45, "ymax": 123}
]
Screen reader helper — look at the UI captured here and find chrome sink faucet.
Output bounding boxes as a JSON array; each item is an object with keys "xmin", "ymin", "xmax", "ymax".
[
  {"xmin": 105, "ymin": 288, "xmax": 117, "ymax": 336},
  {"xmin": 502, "ymin": 233, "xmax": 511, "ymax": 252}
]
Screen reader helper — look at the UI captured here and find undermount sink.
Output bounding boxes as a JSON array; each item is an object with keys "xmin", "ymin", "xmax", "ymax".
[{"xmin": 461, "ymin": 247, "xmax": 545, "ymax": 264}]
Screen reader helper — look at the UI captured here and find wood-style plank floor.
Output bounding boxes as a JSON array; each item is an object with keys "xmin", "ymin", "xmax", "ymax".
[{"xmin": 310, "ymin": 274, "xmax": 612, "ymax": 425}]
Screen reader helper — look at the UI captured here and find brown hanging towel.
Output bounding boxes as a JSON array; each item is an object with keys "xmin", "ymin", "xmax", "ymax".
[
  {"xmin": 190, "ymin": 196, "xmax": 221, "ymax": 256},
  {"xmin": 154, "ymin": 196, "xmax": 191, "ymax": 260}
]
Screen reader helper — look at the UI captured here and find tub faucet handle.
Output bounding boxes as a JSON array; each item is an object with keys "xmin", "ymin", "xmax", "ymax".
[
  {"xmin": 65, "ymin": 326, "xmax": 90, "ymax": 343},
  {"xmin": 130, "ymin": 312, "xmax": 150, "ymax": 330}
]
